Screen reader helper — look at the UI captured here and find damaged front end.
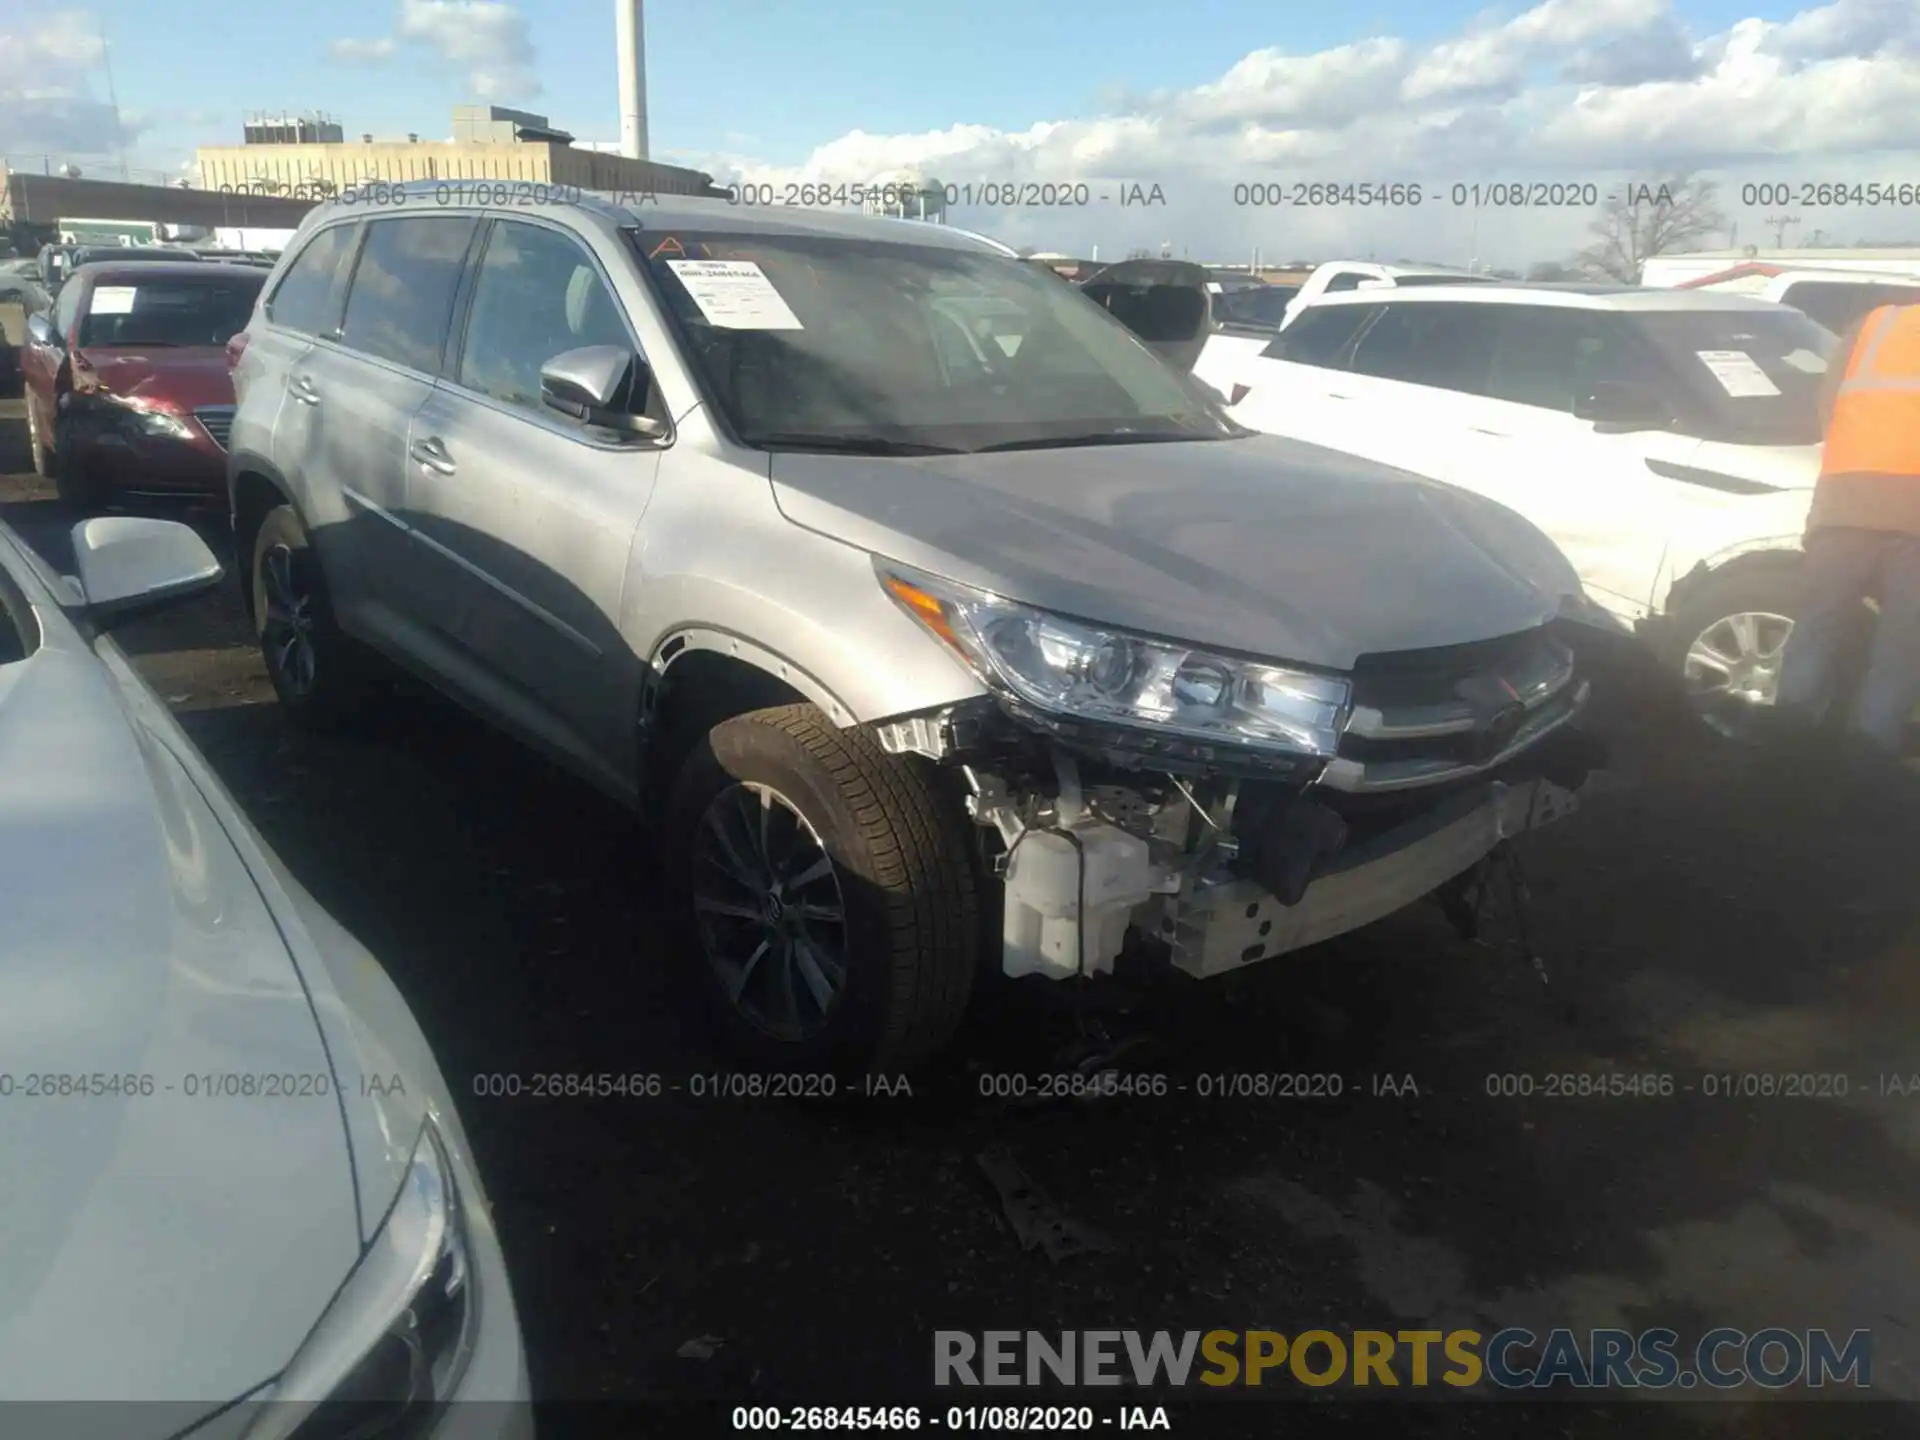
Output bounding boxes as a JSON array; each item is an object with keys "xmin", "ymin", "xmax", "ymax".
[{"xmin": 873, "ymin": 563, "xmax": 1605, "ymax": 984}]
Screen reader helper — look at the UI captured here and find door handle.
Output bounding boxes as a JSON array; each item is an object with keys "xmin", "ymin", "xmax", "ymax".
[
  {"xmin": 409, "ymin": 436, "xmax": 456, "ymax": 475},
  {"xmin": 1326, "ymin": 392, "xmax": 1352, "ymax": 400},
  {"xmin": 289, "ymin": 375, "xmax": 321, "ymax": 406},
  {"xmin": 1468, "ymin": 426, "xmax": 1510, "ymax": 437}
]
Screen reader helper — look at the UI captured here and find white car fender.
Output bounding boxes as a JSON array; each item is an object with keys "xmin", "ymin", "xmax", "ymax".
[{"xmin": 1653, "ymin": 486, "xmax": 1815, "ymax": 613}]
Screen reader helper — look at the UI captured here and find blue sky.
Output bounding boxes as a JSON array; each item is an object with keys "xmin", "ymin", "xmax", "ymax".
[
  {"xmin": 53, "ymin": 0, "xmax": 1826, "ymax": 167},
  {"xmin": 9, "ymin": 0, "xmax": 1920, "ymax": 265}
]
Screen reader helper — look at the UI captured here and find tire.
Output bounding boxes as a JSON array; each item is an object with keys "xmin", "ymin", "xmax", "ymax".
[
  {"xmin": 1659, "ymin": 557, "xmax": 1853, "ymax": 740},
  {"xmin": 250, "ymin": 504, "xmax": 375, "ymax": 730},
  {"xmin": 47, "ymin": 419, "xmax": 100, "ymax": 510},
  {"xmin": 665, "ymin": 703, "xmax": 980, "ymax": 1075},
  {"xmin": 26, "ymin": 400, "xmax": 51, "ymax": 480}
]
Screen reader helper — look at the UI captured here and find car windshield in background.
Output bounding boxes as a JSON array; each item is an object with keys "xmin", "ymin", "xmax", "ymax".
[
  {"xmin": 77, "ymin": 276, "xmax": 263, "ymax": 349},
  {"xmin": 638, "ymin": 232, "xmax": 1238, "ymax": 453},
  {"xmin": 1631, "ymin": 308, "xmax": 1838, "ymax": 446}
]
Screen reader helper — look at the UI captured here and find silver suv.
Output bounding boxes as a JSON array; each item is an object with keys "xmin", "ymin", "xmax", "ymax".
[{"xmin": 227, "ymin": 184, "xmax": 1602, "ymax": 1072}]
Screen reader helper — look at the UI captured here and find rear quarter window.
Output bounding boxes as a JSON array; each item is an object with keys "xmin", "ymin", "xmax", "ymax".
[{"xmin": 266, "ymin": 222, "xmax": 361, "ymax": 337}]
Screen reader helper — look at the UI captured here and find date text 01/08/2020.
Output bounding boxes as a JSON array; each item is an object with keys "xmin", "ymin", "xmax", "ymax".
[
  {"xmin": 0, "ymin": 1072, "xmax": 404, "ymax": 1098},
  {"xmin": 724, "ymin": 181, "xmax": 1168, "ymax": 209},
  {"xmin": 729, "ymin": 1406, "xmax": 1172, "ymax": 1432}
]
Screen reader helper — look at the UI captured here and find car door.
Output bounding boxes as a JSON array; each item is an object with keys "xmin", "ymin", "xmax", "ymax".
[
  {"xmin": 403, "ymin": 216, "xmax": 666, "ymax": 785},
  {"xmin": 1306, "ymin": 300, "xmax": 1500, "ymax": 477},
  {"xmin": 1214, "ymin": 302, "xmax": 1377, "ymax": 446},
  {"xmin": 291, "ymin": 214, "xmax": 480, "ymax": 650},
  {"xmin": 1441, "ymin": 306, "xmax": 1707, "ymax": 619}
]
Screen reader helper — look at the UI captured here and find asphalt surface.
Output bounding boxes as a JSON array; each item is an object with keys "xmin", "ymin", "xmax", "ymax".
[{"xmin": 7, "ymin": 380, "xmax": 1920, "ymax": 1438}]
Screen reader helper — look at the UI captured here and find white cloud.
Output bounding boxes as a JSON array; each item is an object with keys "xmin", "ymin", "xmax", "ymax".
[
  {"xmin": 328, "ymin": 37, "xmax": 399, "ymax": 64},
  {"xmin": 685, "ymin": 0, "xmax": 1920, "ymax": 268},
  {"xmin": 326, "ymin": 0, "xmax": 537, "ymax": 100},
  {"xmin": 0, "ymin": 10, "xmax": 144, "ymax": 157}
]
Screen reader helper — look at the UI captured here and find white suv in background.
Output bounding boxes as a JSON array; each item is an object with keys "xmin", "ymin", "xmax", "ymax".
[{"xmin": 1192, "ymin": 285, "xmax": 1840, "ymax": 722}]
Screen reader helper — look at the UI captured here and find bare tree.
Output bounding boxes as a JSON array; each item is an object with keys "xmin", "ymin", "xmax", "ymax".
[{"xmin": 1574, "ymin": 171, "xmax": 1728, "ymax": 281}]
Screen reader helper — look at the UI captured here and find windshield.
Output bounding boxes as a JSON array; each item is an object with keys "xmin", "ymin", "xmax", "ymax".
[
  {"xmin": 638, "ymin": 231, "xmax": 1238, "ymax": 452},
  {"xmin": 78, "ymin": 275, "xmax": 263, "ymax": 348},
  {"xmin": 1630, "ymin": 307, "xmax": 1839, "ymax": 446}
]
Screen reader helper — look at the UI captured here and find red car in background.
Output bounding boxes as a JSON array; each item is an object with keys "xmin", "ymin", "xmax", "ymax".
[{"xmin": 20, "ymin": 261, "xmax": 263, "ymax": 510}]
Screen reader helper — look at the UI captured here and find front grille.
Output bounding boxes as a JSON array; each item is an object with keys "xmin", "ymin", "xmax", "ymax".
[
  {"xmin": 194, "ymin": 405, "xmax": 235, "ymax": 451},
  {"xmin": 1319, "ymin": 626, "xmax": 1585, "ymax": 793}
]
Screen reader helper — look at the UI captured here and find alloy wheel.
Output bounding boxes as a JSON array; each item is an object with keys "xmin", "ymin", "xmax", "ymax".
[
  {"xmin": 260, "ymin": 543, "xmax": 319, "ymax": 697},
  {"xmin": 1684, "ymin": 609, "xmax": 1793, "ymax": 733},
  {"xmin": 690, "ymin": 782, "xmax": 850, "ymax": 1041}
]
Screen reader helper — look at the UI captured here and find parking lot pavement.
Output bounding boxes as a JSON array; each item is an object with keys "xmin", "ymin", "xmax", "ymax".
[{"xmin": 7, "ymin": 392, "xmax": 1920, "ymax": 1433}]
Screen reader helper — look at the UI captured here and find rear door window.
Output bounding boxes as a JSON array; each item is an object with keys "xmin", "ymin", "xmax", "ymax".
[
  {"xmin": 1347, "ymin": 302, "xmax": 1499, "ymax": 393},
  {"xmin": 267, "ymin": 223, "xmax": 360, "ymax": 337},
  {"xmin": 1260, "ymin": 304, "xmax": 1373, "ymax": 366},
  {"xmin": 339, "ymin": 216, "xmax": 479, "ymax": 374}
]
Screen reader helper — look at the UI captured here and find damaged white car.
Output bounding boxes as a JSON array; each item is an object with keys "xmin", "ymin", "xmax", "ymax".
[{"xmin": 227, "ymin": 187, "xmax": 1604, "ymax": 1073}]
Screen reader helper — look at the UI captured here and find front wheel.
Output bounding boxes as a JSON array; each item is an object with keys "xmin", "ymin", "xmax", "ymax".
[
  {"xmin": 26, "ymin": 400, "xmax": 52, "ymax": 479},
  {"xmin": 664, "ymin": 704, "xmax": 980, "ymax": 1075},
  {"xmin": 1661, "ymin": 560, "xmax": 1806, "ymax": 739},
  {"xmin": 251, "ymin": 504, "xmax": 376, "ymax": 730}
]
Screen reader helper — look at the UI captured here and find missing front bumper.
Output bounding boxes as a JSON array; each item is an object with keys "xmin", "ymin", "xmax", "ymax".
[{"xmin": 1160, "ymin": 776, "xmax": 1581, "ymax": 979}]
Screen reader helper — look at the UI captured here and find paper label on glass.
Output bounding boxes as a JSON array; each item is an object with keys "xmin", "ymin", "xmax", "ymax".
[
  {"xmin": 90, "ymin": 286, "xmax": 138, "ymax": 316},
  {"xmin": 665, "ymin": 260, "xmax": 803, "ymax": 329},
  {"xmin": 1695, "ymin": 350, "xmax": 1781, "ymax": 397},
  {"xmin": 1781, "ymin": 348, "xmax": 1829, "ymax": 374}
]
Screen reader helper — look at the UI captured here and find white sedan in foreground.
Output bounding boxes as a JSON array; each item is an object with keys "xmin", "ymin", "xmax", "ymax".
[{"xmin": 0, "ymin": 515, "xmax": 531, "ymax": 1438}]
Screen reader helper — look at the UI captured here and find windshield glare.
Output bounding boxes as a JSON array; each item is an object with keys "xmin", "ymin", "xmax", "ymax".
[
  {"xmin": 78, "ymin": 278, "xmax": 262, "ymax": 349},
  {"xmin": 1631, "ymin": 308, "xmax": 1838, "ymax": 446},
  {"xmin": 639, "ymin": 232, "xmax": 1237, "ymax": 452}
]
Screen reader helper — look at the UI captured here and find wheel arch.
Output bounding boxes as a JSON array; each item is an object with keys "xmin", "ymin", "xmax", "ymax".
[
  {"xmin": 228, "ymin": 458, "xmax": 298, "ymax": 623},
  {"xmin": 638, "ymin": 634, "xmax": 824, "ymax": 811}
]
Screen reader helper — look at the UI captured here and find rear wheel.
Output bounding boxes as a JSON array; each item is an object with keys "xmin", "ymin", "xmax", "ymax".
[
  {"xmin": 250, "ymin": 504, "xmax": 376, "ymax": 730},
  {"xmin": 665, "ymin": 704, "xmax": 979, "ymax": 1075}
]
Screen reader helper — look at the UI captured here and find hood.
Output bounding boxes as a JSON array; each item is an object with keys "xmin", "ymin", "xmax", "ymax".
[
  {"xmin": 0, "ymin": 633, "xmax": 358, "ymax": 1425},
  {"xmin": 1078, "ymin": 259, "xmax": 1213, "ymax": 375},
  {"xmin": 75, "ymin": 345, "xmax": 236, "ymax": 412},
  {"xmin": 770, "ymin": 433, "xmax": 1577, "ymax": 670}
]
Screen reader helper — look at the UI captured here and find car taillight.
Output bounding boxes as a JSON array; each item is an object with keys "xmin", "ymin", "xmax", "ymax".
[
  {"xmin": 226, "ymin": 331, "xmax": 250, "ymax": 369},
  {"xmin": 1228, "ymin": 384, "xmax": 1250, "ymax": 405}
]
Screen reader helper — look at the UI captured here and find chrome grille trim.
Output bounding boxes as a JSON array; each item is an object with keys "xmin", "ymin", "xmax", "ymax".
[{"xmin": 194, "ymin": 404, "xmax": 235, "ymax": 451}]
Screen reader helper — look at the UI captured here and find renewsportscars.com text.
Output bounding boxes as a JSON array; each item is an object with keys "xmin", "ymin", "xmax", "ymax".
[{"xmin": 933, "ymin": 1328, "xmax": 1873, "ymax": 1391}]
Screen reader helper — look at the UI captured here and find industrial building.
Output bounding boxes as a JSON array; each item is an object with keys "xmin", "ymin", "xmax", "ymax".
[{"xmin": 196, "ymin": 104, "xmax": 723, "ymax": 198}]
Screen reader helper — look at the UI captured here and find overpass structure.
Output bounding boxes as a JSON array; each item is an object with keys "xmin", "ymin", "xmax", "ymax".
[{"xmin": 1, "ymin": 173, "xmax": 319, "ymax": 235}]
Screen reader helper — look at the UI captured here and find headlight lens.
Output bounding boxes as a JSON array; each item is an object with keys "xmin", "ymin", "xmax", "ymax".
[
  {"xmin": 249, "ymin": 1121, "xmax": 477, "ymax": 1440},
  {"xmin": 103, "ymin": 394, "xmax": 196, "ymax": 439},
  {"xmin": 879, "ymin": 561, "xmax": 1352, "ymax": 758}
]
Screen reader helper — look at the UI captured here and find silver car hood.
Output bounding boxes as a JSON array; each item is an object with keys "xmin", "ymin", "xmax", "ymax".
[
  {"xmin": 0, "ymin": 638, "xmax": 359, "ymax": 1421},
  {"xmin": 769, "ymin": 433, "xmax": 1577, "ymax": 668}
]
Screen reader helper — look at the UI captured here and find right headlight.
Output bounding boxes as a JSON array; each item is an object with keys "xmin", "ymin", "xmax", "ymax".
[
  {"xmin": 248, "ymin": 1121, "xmax": 477, "ymax": 1439},
  {"xmin": 879, "ymin": 560, "xmax": 1352, "ymax": 760}
]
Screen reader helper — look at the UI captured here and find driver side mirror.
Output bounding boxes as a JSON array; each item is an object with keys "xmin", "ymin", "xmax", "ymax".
[
  {"xmin": 1574, "ymin": 381, "xmax": 1672, "ymax": 433},
  {"xmin": 540, "ymin": 346, "xmax": 668, "ymax": 440},
  {"xmin": 26, "ymin": 313, "xmax": 61, "ymax": 351}
]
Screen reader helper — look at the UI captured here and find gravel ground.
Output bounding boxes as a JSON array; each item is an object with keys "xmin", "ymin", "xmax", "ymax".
[{"xmin": 6, "ymin": 383, "xmax": 1920, "ymax": 1437}]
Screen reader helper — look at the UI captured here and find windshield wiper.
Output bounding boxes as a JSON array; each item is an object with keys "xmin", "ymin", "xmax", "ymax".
[
  {"xmin": 974, "ymin": 430, "xmax": 1200, "ymax": 452},
  {"xmin": 752, "ymin": 433, "xmax": 965, "ymax": 456}
]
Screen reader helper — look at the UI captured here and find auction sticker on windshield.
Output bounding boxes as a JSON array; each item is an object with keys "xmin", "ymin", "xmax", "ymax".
[
  {"xmin": 665, "ymin": 260, "xmax": 803, "ymax": 330},
  {"xmin": 90, "ymin": 286, "xmax": 137, "ymax": 316},
  {"xmin": 1695, "ymin": 350, "xmax": 1782, "ymax": 397}
]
